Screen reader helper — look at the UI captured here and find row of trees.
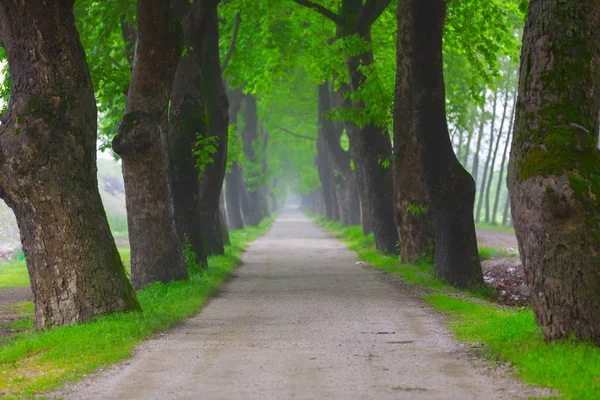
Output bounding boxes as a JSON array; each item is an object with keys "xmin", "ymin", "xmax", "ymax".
[
  {"xmin": 301, "ymin": 0, "xmax": 600, "ymax": 345},
  {"xmin": 1, "ymin": 0, "xmax": 599, "ymax": 345}
]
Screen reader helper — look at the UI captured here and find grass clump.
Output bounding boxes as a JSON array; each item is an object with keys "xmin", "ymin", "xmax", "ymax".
[
  {"xmin": 0, "ymin": 217, "xmax": 274, "ymax": 399},
  {"xmin": 476, "ymin": 222, "xmax": 515, "ymax": 233},
  {"xmin": 311, "ymin": 213, "xmax": 600, "ymax": 399},
  {"xmin": 0, "ymin": 261, "xmax": 29, "ymax": 288}
]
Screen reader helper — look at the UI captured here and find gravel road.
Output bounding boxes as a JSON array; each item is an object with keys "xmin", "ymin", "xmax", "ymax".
[{"xmin": 55, "ymin": 207, "xmax": 550, "ymax": 400}]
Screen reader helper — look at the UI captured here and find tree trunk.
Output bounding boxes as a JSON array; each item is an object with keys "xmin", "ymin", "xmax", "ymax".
[
  {"xmin": 224, "ymin": 88, "xmax": 245, "ymax": 230},
  {"xmin": 198, "ymin": 7, "xmax": 229, "ymax": 256},
  {"xmin": 166, "ymin": 0, "xmax": 210, "ymax": 268},
  {"xmin": 0, "ymin": 0, "xmax": 140, "ymax": 328},
  {"xmin": 345, "ymin": 38, "xmax": 398, "ymax": 253},
  {"xmin": 470, "ymin": 103, "xmax": 486, "ymax": 183},
  {"xmin": 461, "ymin": 124, "xmax": 474, "ymax": 167},
  {"xmin": 393, "ymin": 0, "xmax": 435, "ymax": 263},
  {"xmin": 317, "ymin": 84, "xmax": 339, "ymax": 221},
  {"xmin": 492, "ymin": 92, "xmax": 516, "ymax": 224},
  {"xmin": 507, "ymin": 0, "xmax": 600, "ymax": 343},
  {"xmin": 318, "ymin": 84, "xmax": 361, "ymax": 226},
  {"xmin": 501, "ymin": 195, "xmax": 511, "ymax": 227},
  {"xmin": 219, "ymin": 192, "xmax": 231, "ymax": 246},
  {"xmin": 411, "ymin": 0, "xmax": 484, "ymax": 289},
  {"xmin": 484, "ymin": 86, "xmax": 509, "ymax": 223},
  {"xmin": 475, "ymin": 89, "xmax": 498, "ymax": 223},
  {"xmin": 113, "ymin": 0, "xmax": 188, "ymax": 289},
  {"xmin": 242, "ymin": 94, "xmax": 267, "ymax": 224}
]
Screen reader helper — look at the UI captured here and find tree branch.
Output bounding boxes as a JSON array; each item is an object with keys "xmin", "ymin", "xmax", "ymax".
[
  {"xmin": 221, "ymin": 12, "xmax": 241, "ymax": 72},
  {"xmin": 275, "ymin": 125, "xmax": 316, "ymax": 141},
  {"xmin": 291, "ymin": 0, "xmax": 342, "ymax": 25},
  {"xmin": 357, "ymin": 0, "xmax": 391, "ymax": 30}
]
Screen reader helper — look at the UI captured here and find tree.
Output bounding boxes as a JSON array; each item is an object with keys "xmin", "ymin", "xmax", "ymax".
[
  {"xmin": 113, "ymin": 0, "xmax": 188, "ymax": 288},
  {"xmin": 475, "ymin": 89, "xmax": 498, "ymax": 222},
  {"xmin": 507, "ymin": 0, "xmax": 600, "ymax": 343},
  {"xmin": 0, "ymin": 0, "xmax": 140, "ymax": 327},
  {"xmin": 224, "ymin": 88, "xmax": 246, "ymax": 230},
  {"xmin": 411, "ymin": 0, "xmax": 484, "ymax": 288},
  {"xmin": 293, "ymin": 0, "xmax": 399, "ymax": 254},
  {"xmin": 393, "ymin": 0, "xmax": 434, "ymax": 263},
  {"xmin": 492, "ymin": 90, "xmax": 516, "ymax": 224}
]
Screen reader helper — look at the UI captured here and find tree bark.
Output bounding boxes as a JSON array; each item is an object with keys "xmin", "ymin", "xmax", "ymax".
[
  {"xmin": 198, "ymin": 7, "xmax": 229, "ymax": 256},
  {"xmin": 393, "ymin": 0, "xmax": 434, "ymax": 263},
  {"xmin": 484, "ymin": 86, "xmax": 509, "ymax": 223},
  {"xmin": 166, "ymin": 0, "xmax": 210, "ymax": 268},
  {"xmin": 507, "ymin": 0, "xmax": 600, "ymax": 343},
  {"xmin": 0, "ymin": 0, "xmax": 140, "ymax": 328},
  {"xmin": 475, "ymin": 89, "xmax": 498, "ymax": 223},
  {"xmin": 224, "ymin": 87, "xmax": 245, "ymax": 230},
  {"xmin": 492, "ymin": 92, "xmax": 516, "ymax": 225},
  {"xmin": 412, "ymin": 0, "xmax": 484, "ymax": 288},
  {"xmin": 112, "ymin": 0, "xmax": 187, "ymax": 289}
]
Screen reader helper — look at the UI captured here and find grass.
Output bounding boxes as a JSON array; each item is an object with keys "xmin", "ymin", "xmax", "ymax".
[
  {"xmin": 0, "ymin": 217, "xmax": 274, "ymax": 399},
  {"xmin": 476, "ymin": 221, "xmax": 515, "ymax": 233},
  {"xmin": 0, "ymin": 261, "xmax": 29, "ymax": 288},
  {"xmin": 312, "ymin": 214, "xmax": 600, "ymax": 399}
]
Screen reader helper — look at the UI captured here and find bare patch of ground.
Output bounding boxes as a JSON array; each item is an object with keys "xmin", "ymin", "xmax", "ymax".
[
  {"xmin": 476, "ymin": 228, "xmax": 518, "ymax": 250},
  {"xmin": 483, "ymin": 257, "xmax": 530, "ymax": 306},
  {"xmin": 0, "ymin": 287, "xmax": 33, "ymax": 343}
]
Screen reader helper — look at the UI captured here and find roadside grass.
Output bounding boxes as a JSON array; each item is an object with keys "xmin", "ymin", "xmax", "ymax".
[
  {"xmin": 312, "ymin": 214, "xmax": 600, "ymax": 399},
  {"xmin": 476, "ymin": 222, "xmax": 515, "ymax": 233},
  {"xmin": 0, "ymin": 217, "xmax": 274, "ymax": 399}
]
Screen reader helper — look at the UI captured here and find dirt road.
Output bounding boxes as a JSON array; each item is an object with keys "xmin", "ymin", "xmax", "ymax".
[{"xmin": 56, "ymin": 208, "xmax": 546, "ymax": 399}]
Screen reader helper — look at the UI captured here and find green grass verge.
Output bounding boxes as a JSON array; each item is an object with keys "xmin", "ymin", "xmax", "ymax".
[
  {"xmin": 476, "ymin": 222, "xmax": 515, "ymax": 233},
  {"xmin": 0, "ymin": 217, "xmax": 274, "ymax": 398},
  {"xmin": 0, "ymin": 261, "xmax": 29, "ymax": 288},
  {"xmin": 312, "ymin": 214, "xmax": 600, "ymax": 399}
]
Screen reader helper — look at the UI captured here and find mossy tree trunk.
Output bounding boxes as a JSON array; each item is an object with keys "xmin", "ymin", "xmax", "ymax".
[
  {"xmin": 412, "ymin": 0, "xmax": 484, "ymax": 288},
  {"xmin": 393, "ymin": 0, "xmax": 434, "ymax": 263},
  {"xmin": 507, "ymin": 0, "xmax": 600, "ymax": 343},
  {"xmin": 113, "ymin": 0, "xmax": 187, "ymax": 288},
  {"xmin": 0, "ymin": 0, "xmax": 141, "ymax": 328}
]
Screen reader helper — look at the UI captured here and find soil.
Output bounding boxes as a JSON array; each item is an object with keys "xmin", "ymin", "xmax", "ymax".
[
  {"xmin": 483, "ymin": 257, "xmax": 530, "ymax": 306},
  {"xmin": 52, "ymin": 208, "xmax": 554, "ymax": 400}
]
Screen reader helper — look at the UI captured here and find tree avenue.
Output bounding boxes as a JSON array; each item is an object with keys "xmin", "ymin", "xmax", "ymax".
[{"xmin": 0, "ymin": 0, "xmax": 598, "ymax": 353}]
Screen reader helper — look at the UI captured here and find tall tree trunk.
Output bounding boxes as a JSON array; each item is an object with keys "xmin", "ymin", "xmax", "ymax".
[
  {"xmin": 242, "ymin": 94, "xmax": 267, "ymax": 224},
  {"xmin": 317, "ymin": 84, "xmax": 339, "ymax": 221},
  {"xmin": 219, "ymin": 192, "xmax": 231, "ymax": 246},
  {"xmin": 113, "ymin": 0, "xmax": 187, "ymax": 289},
  {"xmin": 492, "ymin": 92, "xmax": 516, "ymax": 224},
  {"xmin": 508, "ymin": 0, "xmax": 600, "ymax": 343},
  {"xmin": 393, "ymin": 0, "xmax": 434, "ymax": 263},
  {"xmin": 475, "ymin": 89, "xmax": 498, "ymax": 223},
  {"xmin": 167, "ymin": 0, "xmax": 210, "ymax": 268},
  {"xmin": 461, "ymin": 125, "xmax": 475, "ymax": 167},
  {"xmin": 501, "ymin": 196, "xmax": 511, "ymax": 227},
  {"xmin": 345, "ymin": 43, "xmax": 398, "ymax": 253},
  {"xmin": 484, "ymin": 87, "xmax": 509, "ymax": 223},
  {"xmin": 198, "ymin": 7, "xmax": 229, "ymax": 256},
  {"xmin": 224, "ymin": 88, "xmax": 245, "ymax": 230},
  {"xmin": 412, "ymin": 0, "xmax": 484, "ymax": 288},
  {"xmin": 0, "ymin": 0, "xmax": 140, "ymax": 328},
  {"xmin": 319, "ymin": 84, "xmax": 361, "ymax": 226},
  {"xmin": 470, "ymin": 103, "xmax": 486, "ymax": 183}
]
